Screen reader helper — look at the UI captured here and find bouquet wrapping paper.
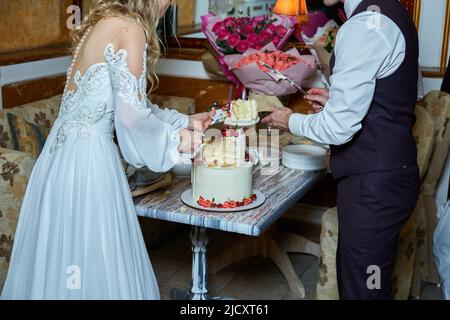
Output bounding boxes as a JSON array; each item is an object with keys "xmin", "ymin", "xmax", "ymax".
[{"xmin": 224, "ymin": 44, "xmax": 317, "ymax": 96}]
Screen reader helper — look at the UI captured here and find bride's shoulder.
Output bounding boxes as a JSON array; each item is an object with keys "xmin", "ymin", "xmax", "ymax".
[{"xmin": 96, "ymin": 16, "xmax": 145, "ymax": 43}]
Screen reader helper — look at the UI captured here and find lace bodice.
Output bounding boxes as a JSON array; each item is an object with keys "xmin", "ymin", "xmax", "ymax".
[
  {"xmin": 51, "ymin": 44, "xmax": 148, "ymax": 153},
  {"xmin": 49, "ymin": 37, "xmax": 186, "ymax": 172}
]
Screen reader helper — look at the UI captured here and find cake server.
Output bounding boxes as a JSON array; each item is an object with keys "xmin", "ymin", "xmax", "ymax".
[{"xmin": 258, "ymin": 61, "xmax": 309, "ymax": 97}]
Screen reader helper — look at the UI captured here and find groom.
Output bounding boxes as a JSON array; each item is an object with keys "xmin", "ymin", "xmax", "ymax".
[{"xmin": 263, "ymin": 0, "xmax": 420, "ymax": 299}]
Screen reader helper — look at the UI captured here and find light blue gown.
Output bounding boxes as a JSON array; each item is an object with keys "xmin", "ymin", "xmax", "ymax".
[{"xmin": 1, "ymin": 42, "xmax": 189, "ymax": 300}]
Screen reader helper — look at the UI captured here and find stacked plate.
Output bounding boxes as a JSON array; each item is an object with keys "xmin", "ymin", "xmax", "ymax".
[{"xmin": 282, "ymin": 145, "xmax": 329, "ymax": 171}]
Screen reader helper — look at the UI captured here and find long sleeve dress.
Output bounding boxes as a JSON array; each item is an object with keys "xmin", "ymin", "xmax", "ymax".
[{"xmin": 0, "ymin": 37, "xmax": 188, "ymax": 299}]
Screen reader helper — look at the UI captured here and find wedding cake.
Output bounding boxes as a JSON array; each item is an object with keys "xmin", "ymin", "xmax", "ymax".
[
  {"xmin": 192, "ymin": 128, "xmax": 257, "ymax": 209},
  {"xmin": 227, "ymin": 99, "xmax": 259, "ymax": 123}
]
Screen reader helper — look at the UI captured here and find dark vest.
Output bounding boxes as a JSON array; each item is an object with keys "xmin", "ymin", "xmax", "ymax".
[{"xmin": 329, "ymin": 0, "xmax": 419, "ymax": 179}]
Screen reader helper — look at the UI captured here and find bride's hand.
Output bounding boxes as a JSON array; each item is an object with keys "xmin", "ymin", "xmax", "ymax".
[
  {"xmin": 188, "ymin": 109, "xmax": 216, "ymax": 132},
  {"xmin": 178, "ymin": 129, "xmax": 203, "ymax": 154}
]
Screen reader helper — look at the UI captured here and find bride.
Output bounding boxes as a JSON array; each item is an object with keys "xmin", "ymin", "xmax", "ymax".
[{"xmin": 1, "ymin": 0, "xmax": 213, "ymax": 300}]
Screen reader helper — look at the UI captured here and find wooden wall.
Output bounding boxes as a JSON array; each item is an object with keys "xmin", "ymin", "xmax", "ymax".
[{"xmin": 0, "ymin": 0, "xmax": 74, "ymax": 53}]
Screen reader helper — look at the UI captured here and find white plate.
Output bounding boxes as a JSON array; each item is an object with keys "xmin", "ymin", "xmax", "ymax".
[
  {"xmin": 282, "ymin": 145, "xmax": 329, "ymax": 171},
  {"xmin": 181, "ymin": 189, "xmax": 266, "ymax": 212},
  {"xmin": 224, "ymin": 117, "xmax": 260, "ymax": 127}
]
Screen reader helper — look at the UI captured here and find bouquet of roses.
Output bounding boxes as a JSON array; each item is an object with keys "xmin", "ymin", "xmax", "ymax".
[
  {"xmin": 224, "ymin": 44, "xmax": 317, "ymax": 96},
  {"xmin": 202, "ymin": 13, "xmax": 297, "ymax": 83}
]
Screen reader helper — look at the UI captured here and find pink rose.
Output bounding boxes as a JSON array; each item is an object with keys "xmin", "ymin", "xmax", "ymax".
[
  {"xmin": 236, "ymin": 40, "xmax": 250, "ymax": 53},
  {"xmin": 228, "ymin": 34, "xmax": 240, "ymax": 47},
  {"xmin": 217, "ymin": 28, "xmax": 230, "ymax": 40},
  {"xmin": 276, "ymin": 25, "xmax": 288, "ymax": 37}
]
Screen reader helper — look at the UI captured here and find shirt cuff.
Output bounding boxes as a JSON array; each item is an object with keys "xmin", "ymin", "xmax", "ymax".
[
  {"xmin": 181, "ymin": 114, "xmax": 190, "ymax": 129},
  {"xmin": 288, "ymin": 113, "xmax": 307, "ymax": 137}
]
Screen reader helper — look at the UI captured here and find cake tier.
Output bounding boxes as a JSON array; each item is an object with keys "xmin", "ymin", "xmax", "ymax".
[
  {"xmin": 202, "ymin": 129, "xmax": 246, "ymax": 168},
  {"xmin": 230, "ymin": 99, "xmax": 258, "ymax": 122},
  {"xmin": 192, "ymin": 164, "xmax": 253, "ymax": 205}
]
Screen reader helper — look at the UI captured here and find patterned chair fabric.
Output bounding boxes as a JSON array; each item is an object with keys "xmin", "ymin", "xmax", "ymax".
[
  {"xmin": 416, "ymin": 91, "xmax": 450, "ymax": 286},
  {"xmin": 0, "ymin": 148, "xmax": 37, "ymax": 291},
  {"xmin": 0, "ymin": 94, "xmax": 196, "ymax": 291},
  {"xmin": 316, "ymin": 104, "xmax": 436, "ymax": 300}
]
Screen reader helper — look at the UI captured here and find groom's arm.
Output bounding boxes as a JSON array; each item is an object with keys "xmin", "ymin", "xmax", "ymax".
[{"xmin": 289, "ymin": 10, "xmax": 406, "ymax": 145}]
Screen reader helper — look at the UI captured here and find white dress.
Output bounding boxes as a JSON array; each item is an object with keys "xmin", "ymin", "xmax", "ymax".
[{"xmin": 0, "ymin": 42, "xmax": 189, "ymax": 300}]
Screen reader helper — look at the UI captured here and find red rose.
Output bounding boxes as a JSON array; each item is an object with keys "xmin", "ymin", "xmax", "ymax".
[
  {"xmin": 260, "ymin": 30, "xmax": 272, "ymax": 41},
  {"xmin": 212, "ymin": 21, "xmax": 224, "ymax": 33},
  {"xmin": 244, "ymin": 24, "xmax": 255, "ymax": 34},
  {"xmin": 266, "ymin": 24, "xmax": 277, "ymax": 34},
  {"xmin": 272, "ymin": 36, "xmax": 281, "ymax": 46},
  {"xmin": 254, "ymin": 43, "xmax": 264, "ymax": 50},
  {"xmin": 217, "ymin": 28, "xmax": 230, "ymax": 40},
  {"xmin": 253, "ymin": 15, "xmax": 265, "ymax": 24},
  {"xmin": 224, "ymin": 17, "xmax": 235, "ymax": 28},
  {"xmin": 276, "ymin": 25, "xmax": 288, "ymax": 37},
  {"xmin": 236, "ymin": 40, "xmax": 250, "ymax": 53},
  {"xmin": 247, "ymin": 33, "xmax": 260, "ymax": 45},
  {"xmin": 228, "ymin": 34, "xmax": 240, "ymax": 47}
]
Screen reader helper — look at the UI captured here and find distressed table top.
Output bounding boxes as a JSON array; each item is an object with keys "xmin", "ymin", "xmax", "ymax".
[{"xmin": 135, "ymin": 166, "xmax": 326, "ymax": 237}]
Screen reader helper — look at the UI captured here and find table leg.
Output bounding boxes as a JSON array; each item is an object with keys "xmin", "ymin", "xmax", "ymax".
[
  {"xmin": 170, "ymin": 226, "xmax": 210, "ymax": 300},
  {"xmin": 190, "ymin": 226, "xmax": 209, "ymax": 300}
]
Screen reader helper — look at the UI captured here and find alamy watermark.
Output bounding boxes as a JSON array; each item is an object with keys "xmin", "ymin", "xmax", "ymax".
[
  {"xmin": 66, "ymin": 265, "xmax": 81, "ymax": 290},
  {"xmin": 366, "ymin": 265, "xmax": 381, "ymax": 290},
  {"xmin": 67, "ymin": 5, "xmax": 82, "ymax": 30}
]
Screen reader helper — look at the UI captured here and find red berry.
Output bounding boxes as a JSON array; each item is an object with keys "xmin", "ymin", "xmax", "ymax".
[
  {"xmin": 205, "ymin": 200, "xmax": 212, "ymax": 208},
  {"xmin": 223, "ymin": 202, "xmax": 230, "ymax": 208},
  {"xmin": 218, "ymin": 204, "xmax": 224, "ymax": 208},
  {"xmin": 229, "ymin": 201, "xmax": 237, "ymax": 208},
  {"xmin": 237, "ymin": 202, "xmax": 244, "ymax": 207},
  {"xmin": 251, "ymin": 194, "xmax": 257, "ymax": 200}
]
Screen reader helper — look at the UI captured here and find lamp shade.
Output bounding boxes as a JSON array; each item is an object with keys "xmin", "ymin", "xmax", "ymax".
[{"xmin": 273, "ymin": 0, "xmax": 308, "ymax": 16}]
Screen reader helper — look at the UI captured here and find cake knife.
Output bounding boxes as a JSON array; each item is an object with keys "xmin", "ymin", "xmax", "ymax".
[{"xmin": 258, "ymin": 61, "xmax": 309, "ymax": 97}]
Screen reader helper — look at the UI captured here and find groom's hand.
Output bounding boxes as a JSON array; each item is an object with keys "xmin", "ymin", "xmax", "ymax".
[
  {"xmin": 261, "ymin": 107, "xmax": 293, "ymax": 131},
  {"xmin": 188, "ymin": 109, "xmax": 216, "ymax": 132}
]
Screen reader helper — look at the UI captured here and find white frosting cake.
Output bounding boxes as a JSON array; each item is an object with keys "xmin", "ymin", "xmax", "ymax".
[
  {"xmin": 229, "ymin": 99, "xmax": 258, "ymax": 123},
  {"xmin": 192, "ymin": 129, "xmax": 256, "ymax": 208}
]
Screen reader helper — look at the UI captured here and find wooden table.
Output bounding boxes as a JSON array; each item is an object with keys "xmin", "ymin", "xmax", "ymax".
[{"xmin": 135, "ymin": 165, "xmax": 326, "ymax": 300}]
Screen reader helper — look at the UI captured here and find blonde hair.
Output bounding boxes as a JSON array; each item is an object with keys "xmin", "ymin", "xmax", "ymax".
[{"xmin": 72, "ymin": 0, "xmax": 171, "ymax": 92}]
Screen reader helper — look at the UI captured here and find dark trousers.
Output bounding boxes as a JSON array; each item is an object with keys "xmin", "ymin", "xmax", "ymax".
[{"xmin": 336, "ymin": 165, "xmax": 420, "ymax": 300}]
